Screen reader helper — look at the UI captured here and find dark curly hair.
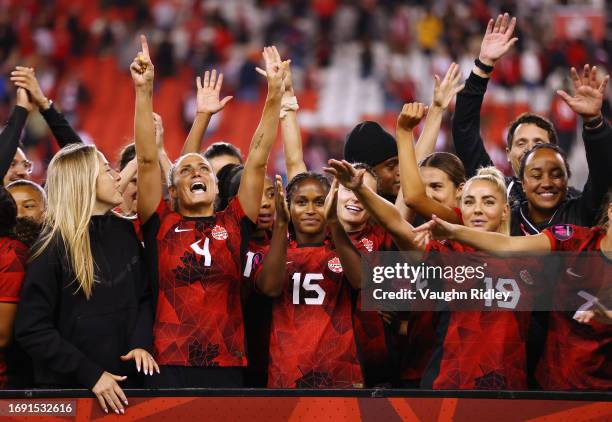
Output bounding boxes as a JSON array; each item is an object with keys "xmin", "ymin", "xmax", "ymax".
[
  {"xmin": 518, "ymin": 143, "xmax": 571, "ymax": 181},
  {"xmin": 14, "ymin": 217, "xmax": 42, "ymax": 247},
  {"xmin": 0, "ymin": 186, "xmax": 17, "ymax": 237}
]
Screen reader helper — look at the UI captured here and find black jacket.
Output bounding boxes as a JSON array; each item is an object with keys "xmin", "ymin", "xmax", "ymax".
[
  {"xmin": 15, "ymin": 215, "xmax": 153, "ymax": 389},
  {"xmin": 0, "ymin": 104, "xmax": 82, "ymax": 182},
  {"xmin": 453, "ymin": 71, "xmax": 611, "ymax": 224}
]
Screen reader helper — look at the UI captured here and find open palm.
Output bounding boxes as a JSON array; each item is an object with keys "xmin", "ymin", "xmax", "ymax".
[
  {"xmin": 557, "ymin": 65, "xmax": 609, "ymax": 119},
  {"xmin": 196, "ymin": 69, "xmax": 233, "ymax": 114},
  {"xmin": 479, "ymin": 13, "xmax": 518, "ymax": 65}
]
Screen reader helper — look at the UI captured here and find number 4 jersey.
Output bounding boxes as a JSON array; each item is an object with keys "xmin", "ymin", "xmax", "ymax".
[
  {"xmin": 255, "ymin": 242, "xmax": 364, "ymax": 388},
  {"xmin": 141, "ymin": 198, "xmax": 253, "ymax": 367}
]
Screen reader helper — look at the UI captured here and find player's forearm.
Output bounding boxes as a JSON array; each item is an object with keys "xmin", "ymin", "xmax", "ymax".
[
  {"xmin": 181, "ymin": 112, "xmax": 212, "ymax": 156},
  {"xmin": 396, "ymin": 128, "xmax": 427, "ymax": 205},
  {"xmin": 329, "ymin": 221, "xmax": 362, "ymax": 290},
  {"xmin": 256, "ymin": 221, "xmax": 288, "ymax": 297},
  {"xmin": 281, "ymin": 111, "xmax": 307, "ymax": 180},
  {"xmin": 450, "ymin": 225, "xmax": 538, "ymax": 253},
  {"xmin": 158, "ymin": 149, "xmax": 172, "ymax": 185},
  {"xmin": 118, "ymin": 159, "xmax": 137, "ymax": 194},
  {"xmin": 246, "ymin": 91, "xmax": 283, "ymax": 169},
  {"xmin": 134, "ymin": 88, "xmax": 157, "ymax": 165},
  {"xmin": 414, "ymin": 106, "xmax": 443, "ymax": 161}
]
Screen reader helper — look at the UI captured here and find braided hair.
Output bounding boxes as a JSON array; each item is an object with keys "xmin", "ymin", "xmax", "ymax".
[{"xmin": 285, "ymin": 171, "xmax": 331, "ymax": 238}]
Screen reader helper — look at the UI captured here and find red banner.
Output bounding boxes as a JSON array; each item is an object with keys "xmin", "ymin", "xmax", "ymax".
[{"xmin": 0, "ymin": 396, "xmax": 610, "ymax": 421}]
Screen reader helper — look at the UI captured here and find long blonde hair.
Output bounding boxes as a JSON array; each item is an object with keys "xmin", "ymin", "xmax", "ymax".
[
  {"xmin": 462, "ymin": 166, "xmax": 510, "ymax": 235},
  {"xmin": 31, "ymin": 144, "xmax": 100, "ymax": 299}
]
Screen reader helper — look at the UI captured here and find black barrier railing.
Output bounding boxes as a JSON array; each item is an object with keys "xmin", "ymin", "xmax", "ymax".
[{"xmin": 0, "ymin": 389, "xmax": 610, "ymax": 401}]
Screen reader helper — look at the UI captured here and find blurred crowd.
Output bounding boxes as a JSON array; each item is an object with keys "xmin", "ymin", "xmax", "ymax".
[{"xmin": 0, "ymin": 0, "xmax": 610, "ymax": 178}]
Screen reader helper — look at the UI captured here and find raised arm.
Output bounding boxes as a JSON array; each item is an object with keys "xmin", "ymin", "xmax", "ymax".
[
  {"xmin": 324, "ymin": 159, "xmax": 423, "ymax": 254},
  {"xmin": 414, "ymin": 62, "xmax": 464, "ymax": 160},
  {"xmin": 418, "ymin": 215, "xmax": 551, "ymax": 254},
  {"xmin": 398, "ymin": 103, "xmax": 462, "ymax": 224},
  {"xmin": 10, "ymin": 67, "xmax": 83, "ymax": 146},
  {"xmin": 255, "ymin": 176, "xmax": 289, "ymax": 297},
  {"xmin": 131, "ymin": 35, "xmax": 161, "ymax": 223},
  {"xmin": 0, "ymin": 89, "xmax": 31, "ymax": 182},
  {"xmin": 153, "ymin": 113, "xmax": 172, "ymax": 184},
  {"xmin": 557, "ymin": 64, "xmax": 612, "ymax": 222},
  {"xmin": 452, "ymin": 14, "xmax": 517, "ymax": 177},
  {"xmin": 256, "ymin": 60, "xmax": 307, "ymax": 180},
  {"xmin": 237, "ymin": 47, "xmax": 285, "ymax": 222},
  {"xmin": 325, "ymin": 179, "xmax": 362, "ymax": 290},
  {"xmin": 181, "ymin": 70, "xmax": 232, "ymax": 155}
]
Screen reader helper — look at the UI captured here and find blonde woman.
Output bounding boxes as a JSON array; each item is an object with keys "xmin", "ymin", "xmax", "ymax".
[{"xmin": 14, "ymin": 143, "xmax": 157, "ymax": 415}]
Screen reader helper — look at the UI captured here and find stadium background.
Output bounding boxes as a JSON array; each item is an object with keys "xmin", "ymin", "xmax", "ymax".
[{"xmin": 0, "ymin": 0, "xmax": 609, "ymax": 186}]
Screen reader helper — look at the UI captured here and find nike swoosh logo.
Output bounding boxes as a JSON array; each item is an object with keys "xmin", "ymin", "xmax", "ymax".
[
  {"xmin": 566, "ymin": 268, "xmax": 583, "ymax": 278},
  {"xmin": 175, "ymin": 227, "xmax": 193, "ymax": 233},
  {"xmin": 286, "ymin": 261, "xmax": 293, "ymax": 265}
]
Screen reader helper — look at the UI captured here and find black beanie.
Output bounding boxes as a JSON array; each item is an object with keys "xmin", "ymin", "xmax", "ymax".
[{"xmin": 343, "ymin": 121, "xmax": 397, "ymax": 167}]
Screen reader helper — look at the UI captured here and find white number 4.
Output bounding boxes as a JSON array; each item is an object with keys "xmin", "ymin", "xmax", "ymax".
[
  {"xmin": 292, "ymin": 273, "xmax": 325, "ymax": 305},
  {"xmin": 190, "ymin": 237, "xmax": 212, "ymax": 267}
]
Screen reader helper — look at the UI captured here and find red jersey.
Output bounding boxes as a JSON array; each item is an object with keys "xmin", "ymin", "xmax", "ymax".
[
  {"xmin": 258, "ymin": 242, "xmax": 363, "ymax": 388},
  {"xmin": 0, "ymin": 237, "xmax": 28, "ymax": 388},
  {"xmin": 537, "ymin": 225, "xmax": 611, "ymax": 390},
  {"xmin": 421, "ymin": 240, "xmax": 536, "ymax": 390},
  {"xmin": 141, "ymin": 198, "xmax": 252, "ymax": 367},
  {"xmin": 350, "ymin": 223, "xmax": 394, "ymax": 385}
]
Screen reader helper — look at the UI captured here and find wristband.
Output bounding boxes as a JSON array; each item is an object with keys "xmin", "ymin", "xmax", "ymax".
[
  {"xmin": 474, "ymin": 58, "xmax": 494, "ymax": 73},
  {"xmin": 583, "ymin": 114, "xmax": 604, "ymax": 130},
  {"xmin": 280, "ymin": 96, "xmax": 299, "ymax": 119}
]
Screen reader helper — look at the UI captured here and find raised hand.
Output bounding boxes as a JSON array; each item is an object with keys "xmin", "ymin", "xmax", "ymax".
[
  {"xmin": 92, "ymin": 371, "xmax": 128, "ymax": 414},
  {"xmin": 120, "ymin": 348, "xmax": 160, "ymax": 376},
  {"xmin": 557, "ymin": 64, "xmax": 609, "ymax": 120},
  {"xmin": 323, "ymin": 159, "xmax": 365, "ymax": 192},
  {"xmin": 323, "ymin": 179, "xmax": 339, "ymax": 224},
  {"xmin": 10, "ymin": 66, "xmax": 49, "ymax": 109},
  {"xmin": 433, "ymin": 63, "xmax": 464, "ymax": 109},
  {"xmin": 130, "ymin": 34, "xmax": 154, "ymax": 88},
  {"xmin": 262, "ymin": 46, "xmax": 287, "ymax": 95},
  {"xmin": 478, "ymin": 13, "xmax": 518, "ymax": 66},
  {"xmin": 256, "ymin": 59, "xmax": 294, "ymax": 96},
  {"xmin": 274, "ymin": 175, "xmax": 290, "ymax": 224},
  {"xmin": 196, "ymin": 69, "xmax": 233, "ymax": 115},
  {"xmin": 397, "ymin": 102, "xmax": 428, "ymax": 133},
  {"xmin": 15, "ymin": 87, "xmax": 33, "ymax": 112}
]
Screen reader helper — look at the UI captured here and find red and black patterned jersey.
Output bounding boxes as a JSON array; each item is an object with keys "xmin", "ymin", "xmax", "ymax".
[
  {"xmin": 0, "ymin": 237, "xmax": 28, "ymax": 388},
  {"xmin": 350, "ymin": 223, "xmax": 393, "ymax": 385},
  {"xmin": 140, "ymin": 198, "xmax": 253, "ymax": 367},
  {"xmin": 241, "ymin": 236, "xmax": 272, "ymax": 387},
  {"xmin": 536, "ymin": 225, "xmax": 611, "ymax": 390},
  {"xmin": 421, "ymin": 240, "xmax": 534, "ymax": 390},
  {"xmin": 256, "ymin": 242, "xmax": 363, "ymax": 388}
]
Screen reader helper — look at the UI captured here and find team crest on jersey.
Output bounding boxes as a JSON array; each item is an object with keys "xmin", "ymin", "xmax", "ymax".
[
  {"xmin": 361, "ymin": 237, "xmax": 374, "ymax": 252},
  {"xmin": 550, "ymin": 224, "xmax": 574, "ymax": 241},
  {"xmin": 519, "ymin": 269, "xmax": 534, "ymax": 285},
  {"xmin": 328, "ymin": 257, "xmax": 343, "ymax": 273},
  {"xmin": 211, "ymin": 225, "xmax": 228, "ymax": 240}
]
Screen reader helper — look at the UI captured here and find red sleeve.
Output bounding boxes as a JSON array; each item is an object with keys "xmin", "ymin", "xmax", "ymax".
[
  {"xmin": 0, "ymin": 240, "xmax": 28, "ymax": 303},
  {"xmin": 542, "ymin": 224, "xmax": 586, "ymax": 252},
  {"xmin": 224, "ymin": 197, "xmax": 247, "ymax": 224},
  {"xmin": 453, "ymin": 207, "xmax": 464, "ymax": 225}
]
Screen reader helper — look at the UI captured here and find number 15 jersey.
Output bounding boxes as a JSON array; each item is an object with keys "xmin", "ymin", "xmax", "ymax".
[{"xmin": 255, "ymin": 242, "xmax": 363, "ymax": 388}]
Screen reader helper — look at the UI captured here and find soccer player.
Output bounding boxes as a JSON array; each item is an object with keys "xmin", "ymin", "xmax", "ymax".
[
  {"xmin": 15, "ymin": 144, "xmax": 157, "ymax": 414},
  {"xmin": 326, "ymin": 138, "xmax": 535, "ymax": 389},
  {"xmin": 6, "ymin": 180, "xmax": 46, "ymax": 247},
  {"xmin": 254, "ymin": 173, "xmax": 364, "ymax": 388},
  {"xmin": 418, "ymin": 191, "xmax": 612, "ymax": 390},
  {"xmin": 132, "ymin": 36, "xmax": 285, "ymax": 387},
  {"xmin": 453, "ymin": 13, "xmax": 611, "ymax": 217}
]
